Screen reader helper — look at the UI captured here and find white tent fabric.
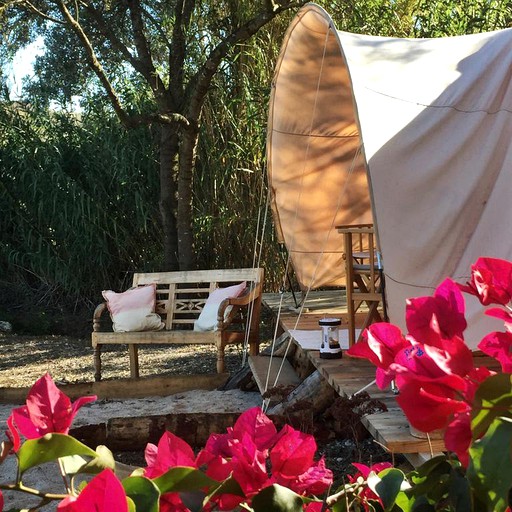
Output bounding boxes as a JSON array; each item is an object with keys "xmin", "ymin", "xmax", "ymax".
[{"xmin": 267, "ymin": 3, "xmax": 512, "ymax": 349}]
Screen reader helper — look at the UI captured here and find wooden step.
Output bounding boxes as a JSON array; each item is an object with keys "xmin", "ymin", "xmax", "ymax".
[{"xmin": 248, "ymin": 355, "xmax": 301, "ymax": 398}]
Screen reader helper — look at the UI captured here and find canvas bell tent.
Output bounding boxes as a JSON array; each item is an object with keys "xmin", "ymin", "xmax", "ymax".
[{"xmin": 267, "ymin": 3, "xmax": 512, "ymax": 349}]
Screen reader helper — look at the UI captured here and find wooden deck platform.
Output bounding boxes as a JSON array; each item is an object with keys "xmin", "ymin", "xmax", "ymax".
[{"xmin": 262, "ymin": 289, "xmax": 443, "ymax": 464}]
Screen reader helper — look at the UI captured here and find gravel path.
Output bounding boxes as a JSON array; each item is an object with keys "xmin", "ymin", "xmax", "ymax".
[{"xmin": 0, "ymin": 333, "xmax": 248, "ymax": 388}]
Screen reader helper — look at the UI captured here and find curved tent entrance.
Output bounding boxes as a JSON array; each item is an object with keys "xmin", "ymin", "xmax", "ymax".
[
  {"xmin": 267, "ymin": 4, "xmax": 512, "ymax": 349},
  {"xmin": 266, "ymin": 5, "xmax": 372, "ymax": 292}
]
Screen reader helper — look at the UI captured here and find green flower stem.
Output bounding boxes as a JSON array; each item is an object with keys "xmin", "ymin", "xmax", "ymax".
[
  {"xmin": 325, "ymin": 482, "xmax": 362, "ymax": 507},
  {"xmin": 0, "ymin": 482, "xmax": 68, "ymax": 500},
  {"xmin": 58, "ymin": 456, "xmax": 71, "ymax": 493}
]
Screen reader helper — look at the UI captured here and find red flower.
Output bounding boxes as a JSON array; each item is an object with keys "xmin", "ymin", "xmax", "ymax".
[
  {"xmin": 406, "ymin": 278, "xmax": 467, "ymax": 346},
  {"xmin": 57, "ymin": 469, "xmax": 128, "ymax": 512},
  {"xmin": 231, "ymin": 406, "xmax": 278, "ymax": 450},
  {"xmin": 392, "ymin": 344, "xmax": 469, "ymax": 386},
  {"xmin": 348, "ymin": 462, "xmax": 393, "ymax": 511},
  {"xmin": 390, "ymin": 344, "xmax": 470, "ymax": 432},
  {"xmin": 7, "ymin": 373, "xmax": 96, "ymax": 451},
  {"xmin": 230, "ymin": 433, "xmax": 270, "ymax": 497},
  {"xmin": 305, "ymin": 503, "xmax": 329, "ymax": 512},
  {"xmin": 421, "ymin": 335, "xmax": 474, "ymax": 378},
  {"xmin": 144, "ymin": 431, "xmax": 197, "ymax": 479},
  {"xmin": 478, "ymin": 331, "xmax": 512, "ymax": 373},
  {"xmin": 458, "ymin": 257, "xmax": 512, "ymax": 306},
  {"xmin": 463, "ymin": 366, "xmax": 496, "ymax": 403},
  {"xmin": 270, "ymin": 425, "xmax": 332, "ymax": 496},
  {"xmin": 346, "ymin": 323, "xmax": 410, "ymax": 389},
  {"xmin": 144, "ymin": 431, "xmax": 200, "ymax": 511},
  {"xmin": 444, "ymin": 412, "xmax": 472, "ymax": 467},
  {"xmin": 485, "ymin": 307, "xmax": 512, "ymax": 333},
  {"xmin": 396, "ymin": 378, "xmax": 468, "ymax": 432}
]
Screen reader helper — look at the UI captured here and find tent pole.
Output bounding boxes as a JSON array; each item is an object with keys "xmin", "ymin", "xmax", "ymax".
[{"xmin": 279, "ymin": 244, "xmax": 300, "ymax": 308}]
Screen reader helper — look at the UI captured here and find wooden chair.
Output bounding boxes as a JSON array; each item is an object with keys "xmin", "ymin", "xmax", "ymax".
[{"xmin": 336, "ymin": 224, "xmax": 386, "ymax": 346}]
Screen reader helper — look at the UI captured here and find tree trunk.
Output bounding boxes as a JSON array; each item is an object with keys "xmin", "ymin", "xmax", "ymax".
[
  {"xmin": 177, "ymin": 122, "xmax": 200, "ymax": 270},
  {"xmin": 159, "ymin": 123, "xmax": 180, "ymax": 270}
]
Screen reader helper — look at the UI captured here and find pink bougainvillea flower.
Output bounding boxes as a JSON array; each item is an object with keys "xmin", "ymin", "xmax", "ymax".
[
  {"xmin": 348, "ymin": 462, "xmax": 393, "ymax": 511},
  {"xmin": 463, "ymin": 366, "xmax": 496, "ymax": 403},
  {"xmin": 350, "ymin": 461, "xmax": 393, "ymax": 480},
  {"xmin": 7, "ymin": 373, "xmax": 96, "ymax": 449},
  {"xmin": 346, "ymin": 323, "xmax": 410, "ymax": 389},
  {"xmin": 458, "ymin": 257, "xmax": 512, "ymax": 306},
  {"xmin": 270, "ymin": 424, "xmax": 332, "ymax": 496},
  {"xmin": 444, "ymin": 411, "xmax": 472, "ymax": 467},
  {"xmin": 305, "ymin": 502, "xmax": 330, "ymax": 512},
  {"xmin": 271, "ymin": 425, "xmax": 317, "ymax": 478},
  {"xmin": 420, "ymin": 335, "xmax": 474, "ymax": 378},
  {"xmin": 196, "ymin": 407, "xmax": 277, "ymax": 484},
  {"xmin": 478, "ymin": 331, "xmax": 512, "ymax": 372},
  {"xmin": 144, "ymin": 431, "xmax": 207, "ymax": 512},
  {"xmin": 57, "ymin": 469, "xmax": 128, "ymax": 512},
  {"xmin": 229, "ymin": 432, "xmax": 270, "ymax": 498},
  {"xmin": 486, "ymin": 307, "xmax": 512, "ymax": 332},
  {"xmin": 231, "ymin": 406, "xmax": 278, "ymax": 450},
  {"xmin": 395, "ymin": 379, "xmax": 468, "ymax": 432},
  {"xmin": 391, "ymin": 344, "xmax": 468, "ymax": 390},
  {"xmin": 144, "ymin": 431, "xmax": 197, "ymax": 479},
  {"xmin": 285, "ymin": 456, "xmax": 333, "ymax": 496},
  {"xmin": 197, "ymin": 407, "xmax": 276, "ymax": 467},
  {"xmin": 406, "ymin": 278, "xmax": 467, "ymax": 346}
]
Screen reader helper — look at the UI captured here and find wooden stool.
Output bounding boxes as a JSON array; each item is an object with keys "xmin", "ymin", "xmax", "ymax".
[{"xmin": 336, "ymin": 224, "xmax": 385, "ymax": 347}]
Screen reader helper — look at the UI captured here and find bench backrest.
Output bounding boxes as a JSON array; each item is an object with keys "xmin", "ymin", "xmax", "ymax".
[{"xmin": 132, "ymin": 268, "xmax": 264, "ymax": 330}]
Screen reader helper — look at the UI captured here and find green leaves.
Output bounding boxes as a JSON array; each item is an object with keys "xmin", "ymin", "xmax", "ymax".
[
  {"xmin": 123, "ymin": 476, "xmax": 161, "ymax": 512},
  {"xmin": 472, "ymin": 373, "xmax": 512, "ymax": 439},
  {"xmin": 369, "ymin": 468, "xmax": 406, "ymax": 510},
  {"xmin": 17, "ymin": 433, "xmax": 97, "ymax": 476},
  {"xmin": 152, "ymin": 466, "xmax": 218, "ymax": 494},
  {"xmin": 468, "ymin": 417, "xmax": 512, "ymax": 511},
  {"xmin": 251, "ymin": 484, "xmax": 305, "ymax": 512}
]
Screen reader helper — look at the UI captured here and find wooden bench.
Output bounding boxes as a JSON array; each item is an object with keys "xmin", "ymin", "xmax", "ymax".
[{"xmin": 92, "ymin": 268, "xmax": 264, "ymax": 381}]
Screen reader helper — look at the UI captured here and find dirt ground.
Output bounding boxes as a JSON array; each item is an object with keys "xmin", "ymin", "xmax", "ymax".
[{"xmin": 0, "ymin": 333, "xmax": 247, "ymax": 387}]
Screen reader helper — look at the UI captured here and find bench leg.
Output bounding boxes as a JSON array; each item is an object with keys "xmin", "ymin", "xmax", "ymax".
[
  {"xmin": 128, "ymin": 344, "xmax": 139, "ymax": 379},
  {"xmin": 216, "ymin": 344, "xmax": 225, "ymax": 374},
  {"xmin": 249, "ymin": 340, "xmax": 259, "ymax": 356},
  {"xmin": 94, "ymin": 345, "xmax": 102, "ymax": 381}
]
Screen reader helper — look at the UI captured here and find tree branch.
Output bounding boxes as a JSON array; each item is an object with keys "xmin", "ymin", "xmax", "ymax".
[
  {"xmin": 125, "ymin": 0, "xmax": 166, "ymax": 95},
  {"xmin": 77, "ymin": 0, "xmax": 138, "ymax": 67},
  {"xmin": 185, "ymin": 0, "xmax": 306, "ymax": 119},
  {"xmin": 169, "ymin": 0, "xmax": 195, "ymax": 107},
  {"xmin": 13, "ymin": 0, "xmax": 65, "ymax": 25},
  {"xmin": 55, "ymin": 0, "xmax": 134, "ymax": 127}
]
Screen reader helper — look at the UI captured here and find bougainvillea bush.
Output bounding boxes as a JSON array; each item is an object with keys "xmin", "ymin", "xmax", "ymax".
[
  {"xmin": 346, "ymin": 256, "xmax": 512, "ymax": 511},
  {"xmin": 0, "ymin": 373, "xmax": 334, "ymax": 511},
  {"xmin": 2, "ymin": 256, "xmax": 512, "ymax": 511}
]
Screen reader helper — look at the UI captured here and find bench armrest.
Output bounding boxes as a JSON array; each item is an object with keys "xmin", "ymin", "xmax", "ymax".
[
  {"xmin": 216, "ymin": 281, "xmax": 262, "ymax": 329},
  {"xmin": 92, "ymin": 302, "xmax": 109, "ymax": 332}
]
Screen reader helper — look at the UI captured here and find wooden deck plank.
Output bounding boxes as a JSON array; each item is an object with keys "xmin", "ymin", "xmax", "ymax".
[{"xmin": 248, "ymin": 355, "xmax": 301, "ymax": 397}]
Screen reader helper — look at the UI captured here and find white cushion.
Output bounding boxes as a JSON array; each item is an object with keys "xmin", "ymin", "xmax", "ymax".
[
  {"xmin": 194, "ymin": 282, "xmax": 247, "ymax": 332},
  {"xmin": 102, "ymin": 284, "xmax": 165, "ymax": 332}
]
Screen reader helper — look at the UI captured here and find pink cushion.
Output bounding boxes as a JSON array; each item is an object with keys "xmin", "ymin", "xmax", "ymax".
[
  {"xmin": 194, "ymin": 281, "xmax": 247, "ymax": 332},
  {"xmin": 102, "ymin": 284, "xmax": 164, "ymax": 332}
]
